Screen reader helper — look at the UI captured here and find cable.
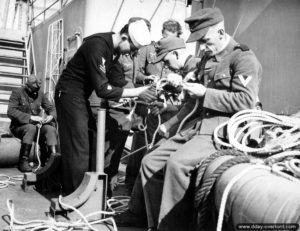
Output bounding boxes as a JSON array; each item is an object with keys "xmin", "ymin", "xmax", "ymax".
[{"xmin": 149, "ymin": 0, "xmax": 163, "ymax": 22}]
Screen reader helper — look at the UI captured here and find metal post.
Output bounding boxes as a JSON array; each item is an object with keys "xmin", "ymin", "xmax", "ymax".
[{"xmin": 96, "ymin": 107, "xmax": 106, "ymax": 173}]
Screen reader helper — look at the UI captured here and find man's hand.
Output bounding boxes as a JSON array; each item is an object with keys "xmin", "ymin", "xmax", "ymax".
[
  {"xmin": 182, "ymin": 82, "xmax": 206, "ymax": 98},
  {"xmin": 30, "ymin": 115, "xmax": 44, "ymax": 123},
  {"xmin": 43, "ymin": 115, "xmax": 54, "ymax": 124},
  {"xmin": 144, "ymin": 75, "xmax": 158, "ymax": 85},
  {"xmin": 150, "ymin": 101, "xmax": 167, "ymax": 116},
  {"xmin": 158, "ymin": 124, "xmax": 170, "ymax": 138},
  {"xmin": 183, "ymin": 71, "xmax": 196, "ymax": 82},
  {"xmin": 138, "ymin": 85, "xmax": 157, "ymax": 103}
]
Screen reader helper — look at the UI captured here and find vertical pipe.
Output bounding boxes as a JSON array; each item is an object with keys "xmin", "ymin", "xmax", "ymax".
[{"xmin": 96, "ymin": 107, "xmax": 106, "ymax": 173}]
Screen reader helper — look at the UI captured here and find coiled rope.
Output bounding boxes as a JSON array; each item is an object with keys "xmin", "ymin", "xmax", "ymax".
[
  {"xmin": 194, "ymin": 150, "xmax": 300, "ymax": 230},
  {"xmin": 214, "ymin": 109, "xmax": 300, "ymax": 154},
  {"xmin": 195, "ymin": 155, "xmax": 251, "ymax": 229}
]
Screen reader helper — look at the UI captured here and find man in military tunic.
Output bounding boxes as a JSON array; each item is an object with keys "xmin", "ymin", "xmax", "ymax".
[
  {"xmin": 116, "ymin": 8, "xmax": 262, "ymax": 231},
  {"xmin": 7, "ymin": 74, "xmax": 57, "ymax": 172}
]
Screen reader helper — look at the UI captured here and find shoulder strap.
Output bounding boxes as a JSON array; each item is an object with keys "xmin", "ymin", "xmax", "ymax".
[
  {"xmin": 234, "ymin": 43, "xmax": 250, "ymax": 52},
  {"xmin": 229, "ymin": 43, "xmax": 250, "ymax": 77}
]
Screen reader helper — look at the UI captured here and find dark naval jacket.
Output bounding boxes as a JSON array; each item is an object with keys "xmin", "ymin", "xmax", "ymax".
[
  {"xmin": 7, "ymin": 86, "xmax": 56, "ymax": 130},
  {"xmin": 56, "ymin": 33, "xmax": 123, "ymax": 101}
]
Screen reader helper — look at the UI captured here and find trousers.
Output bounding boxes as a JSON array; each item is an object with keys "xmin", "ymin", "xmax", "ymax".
[
  {"xmin": 12, "ymin": 123, "xmax": 57, "ymax": 145},
  {"xmin": 129, "ymin": 119, "xmax": 219, "ymax": 230}
]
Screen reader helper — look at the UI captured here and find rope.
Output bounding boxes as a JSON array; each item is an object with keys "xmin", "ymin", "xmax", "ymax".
[
  {"xmin": 194, "ymin": 150, "xmax": 245, "ymax": 191},
  {"xmin": 216, "ymin": 164, "xmax": 271, "ymax": 231},
  {"xmin": 149, "ymin": 114, "xmax": 161, "ymax": 149},
  {"xmin": 33, "ymin": 123, "xmax": 42, "ymax": 172},
  {"xmin": 110, "ymin": 0, "xmax": 125, "ymax": 31},
  {"xmin": 107, "ymin": 195, "xmax": 131, "ymax": 214},
  {"xmin": 6, "ymin": 195, "xmax": 118, "ymax": 231},
  {"xmin": 213, "ymin": 109, "xmax": 300, "ymax": 155},
  {"xmin": 0, "ymin": 175, "xmax": 23, "ymax": 189},
  {"xmin": 176, "ymin": 98, "xmax": 200, "ymax": 134},
  {"xmin": 149, "ymin": 0, "xmax": 163, "ymax": 22},
  {"xmin": 195, "ymin": 155, "xmax": 251, "ymax": 229},
  {"xmin": 194, "ymin": 149, "xmax": 300, "ymax": 230}
]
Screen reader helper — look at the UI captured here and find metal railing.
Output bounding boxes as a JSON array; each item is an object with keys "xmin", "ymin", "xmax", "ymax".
[{"xmin": 28, "ymin": 0, "xmax": 70, "ymax": 27}]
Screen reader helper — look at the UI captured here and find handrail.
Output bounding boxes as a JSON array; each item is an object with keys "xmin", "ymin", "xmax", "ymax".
[{"xmin": 29, "ymin": 0, "xmax": 63, "ymax": 26}]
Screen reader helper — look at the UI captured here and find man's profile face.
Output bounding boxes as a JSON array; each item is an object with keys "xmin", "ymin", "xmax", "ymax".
[
  {"xmin": 118, "ymin": 34, "xmax": 138, "ymax": 54},
  {"xmin": 118, "ymin": 35, "xmax": 131, "ymax": 53},
  {"xmin": 199, "ymin": 27, "xmax": 223, "ymax": 56}
]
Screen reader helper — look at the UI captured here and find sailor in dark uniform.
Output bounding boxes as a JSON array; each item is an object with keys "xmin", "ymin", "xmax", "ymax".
[{"xmin": 54, "ymin": 20, "xmax": 156, "ymax": 195}]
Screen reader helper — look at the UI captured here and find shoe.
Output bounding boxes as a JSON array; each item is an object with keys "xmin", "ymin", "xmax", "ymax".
[
  {"xmin": 18, "ymin": 143, "xmax": 33, "ymax": 172},
  {"xmin": 114, "ymin": 209, "xmax": 147, "ymax": 228}
]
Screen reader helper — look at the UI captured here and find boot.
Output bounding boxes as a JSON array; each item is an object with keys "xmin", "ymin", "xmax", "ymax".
[
  {"xmin": 18, "ymin": 143, "xmax": 33, "ymax": 172},
  {"xmin": 41, "ymin": 145, "xmax": 57, "ymax": 166}
]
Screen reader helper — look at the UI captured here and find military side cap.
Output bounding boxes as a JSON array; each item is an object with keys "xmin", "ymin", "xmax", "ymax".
[
  {"xmin": 154, "ymin": 37, "xmax": 186, "ymax": 63},
  {"xmin": 185, "ymin": 7, "xmax": 224, "ymax": 43}
]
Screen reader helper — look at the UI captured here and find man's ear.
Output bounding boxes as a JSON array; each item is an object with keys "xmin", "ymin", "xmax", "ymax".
[
  {"xmin": 173, "ymin": 50, "xmax": 179, "ymax": 59},
  {"xmin": 218, "ymin": 29, "xmax": 225, "ymax": 36}
]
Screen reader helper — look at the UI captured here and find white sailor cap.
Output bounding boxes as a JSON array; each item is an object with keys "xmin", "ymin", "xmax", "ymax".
[{"xmin": 128, "ymin": 20, "xmax": 151, "ymax": 49}]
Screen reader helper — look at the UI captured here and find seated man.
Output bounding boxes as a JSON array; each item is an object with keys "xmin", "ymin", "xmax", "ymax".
[
  {"xmin": 7, "ymin": 74, "xmax": 57, "ymax": 172},
  {"xmin": 116, "ymin": 8, "xmax": 262, "ymax": 231}
]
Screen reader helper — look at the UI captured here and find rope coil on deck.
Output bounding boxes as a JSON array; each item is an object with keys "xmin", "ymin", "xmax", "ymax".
[{"xmin": 214, "ymin": 109, "xmax": 300, "ymax": 155}]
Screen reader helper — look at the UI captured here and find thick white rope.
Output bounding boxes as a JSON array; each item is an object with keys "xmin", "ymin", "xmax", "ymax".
[
  {"xmin": 214, "ymin": 109, "xmax": 300, "ymax": 154},
  {"xmin": 0, "ymin": 175, "xmax": 23, "ymax": 189},
  {"xmin": 33, "ymin": 123, "xmax": 42, "ymax": 172}
]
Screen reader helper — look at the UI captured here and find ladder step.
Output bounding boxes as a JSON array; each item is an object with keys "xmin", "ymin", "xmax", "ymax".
[
  {"xmin": 0, "ymin": 85, "xmax": 23, "ymax": 93},
  {"xmin": 0, "ymin": 38, "xmax": 25, "ymax": 47},
  {"xmin": 0, "ymin": 45, "xmax": 26, "ymax": 51},
  {"xmin": 0, "ymin": 71, "xmax": 28, "ymax": 78},
  {"xmin": 0, "ymin": 55, "xmax": 26, "ymax": 60},
  {"xmin": 0, "ymin": 103, "xmax": 8, "ymax": 115},
  {"xmin": 0, "ymin": 63, "xmax": 27, "ymax": 68}
]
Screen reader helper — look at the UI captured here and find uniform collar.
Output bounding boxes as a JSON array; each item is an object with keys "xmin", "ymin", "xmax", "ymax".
[
  {"xmin": 214, "ymin": 35, "xmax": 237, "ymax": 62},
  {"xmin": 83, "ymin": 32, "xmax": 114, "ymax": 51}
]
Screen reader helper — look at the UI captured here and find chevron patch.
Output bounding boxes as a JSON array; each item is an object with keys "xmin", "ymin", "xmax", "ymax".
[
  {"xmin": 99, "ymin": 57, "xmax": 106, "ymax": 73},
  {"xmin": 238, "ymin": 75, "xmax": 252, "ymax": 87}
]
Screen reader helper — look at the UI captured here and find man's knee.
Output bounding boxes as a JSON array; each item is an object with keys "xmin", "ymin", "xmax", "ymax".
[
  {"xmin": 23, "ymin": 124, "xmax": 37, "ymax": 136},
  {"xmin": 166, "ymin": 156, "xmax": 181, "ymax": 173},
  {"xmin": 41, "ymin": 125, "xmax": 58, "ymax": 144},
  {"xmin": 140, "ymin": 154, "xmax": 152, "ymax": 172},
  {"xmin": 42, "ymin": 124, "xmax": 56, "ymax": 133}
]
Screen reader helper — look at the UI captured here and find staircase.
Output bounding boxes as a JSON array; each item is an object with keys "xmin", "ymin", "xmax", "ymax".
[{"xmin": 0, "ymin": 38, "xmax": 28, "ymax": 133}]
